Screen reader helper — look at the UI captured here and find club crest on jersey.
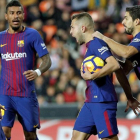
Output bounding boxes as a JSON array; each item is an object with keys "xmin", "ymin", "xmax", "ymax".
[{"xmin": 17, "ymin": 40, "xmax": 24, "ymax": 47}]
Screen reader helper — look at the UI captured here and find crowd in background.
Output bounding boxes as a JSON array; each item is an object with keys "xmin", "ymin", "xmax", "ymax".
[{"xmin": 0, "ymin": 0, "xmax": 140, "ymax": 108}]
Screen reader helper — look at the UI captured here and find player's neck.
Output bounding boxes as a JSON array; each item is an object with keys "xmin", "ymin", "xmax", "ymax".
[
  {"xmin": 7, "ymin": 26, "xmax": 23, "ymax": 34},
  {"xmin": 84, "ymin": 32, "xmax": 93, "ymax": 44},
  {"xmin": 132, "ymin": 27, "xmax": 140, "ymax": 37}
]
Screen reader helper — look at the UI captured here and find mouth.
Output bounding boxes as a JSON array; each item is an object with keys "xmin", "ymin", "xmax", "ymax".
[{"xmin": 12, "ymin": 20, "xmax": 20, "ymax": 25}]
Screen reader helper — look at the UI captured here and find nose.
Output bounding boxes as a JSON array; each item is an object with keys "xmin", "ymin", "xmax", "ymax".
[{"xmin": 14, "ymin": 13, "xmax": 18, "ymax": 19}]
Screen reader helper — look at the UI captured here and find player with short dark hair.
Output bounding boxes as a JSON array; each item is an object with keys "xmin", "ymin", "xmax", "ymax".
[
  {"xmin": 0, "ymin": 0, "xmax": 51, "ymax": 140},
  {"xmin": 93, "ymin": 5, "xmax": 140, "ymax": 115},
  {"xmin": 70, "ymin": 12, "xmax": 140, "ymax": 140}
]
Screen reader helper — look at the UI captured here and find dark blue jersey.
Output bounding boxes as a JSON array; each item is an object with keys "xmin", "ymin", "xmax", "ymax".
[
  {"xmin": 85, "ymin": 38, "xmax": 117, "ymax": 102},
  {"xmin": 0, "ymin": 27, "xmax": 49, "ymax": 97},
  {"xmin": 128, "ymin": 32, "xmax": 140, "ymax": 80}
]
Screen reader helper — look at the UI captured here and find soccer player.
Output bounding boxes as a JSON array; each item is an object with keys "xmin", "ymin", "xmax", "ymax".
[
  {"xmin": 0, "ymin": 1, "xmax": 51, "ymax": 140},
  {"xmin": 70, "ymin": 12, "xmax": 139, "ymax": 140},
  {"xmin": 92, "ymin": 5, "xmax": 140, "ymax": 115},
  {"xmin": 0, "ymin": 104, "xmax": 6, "ymax": 140}
]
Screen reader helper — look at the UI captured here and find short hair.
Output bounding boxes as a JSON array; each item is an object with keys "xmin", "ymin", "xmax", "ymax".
[
  {"xmin": 6, "ymin": 0, "xmax": 24, "ymax": 13},
  {"xmin": 126, "ymin": 5, "xmax": 140, "ymax": 21},
  {"xmin": 71, "ymin": 12, "xmax": 94, "ymax": 29}
]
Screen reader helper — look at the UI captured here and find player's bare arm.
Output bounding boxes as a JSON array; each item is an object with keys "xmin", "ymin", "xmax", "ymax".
[
  {"xmin": 92, "ymin": 31, "xmax": 138, "ymax": 58},
  {"xmin": 23, "ymin": 54, "xmax": 51, "ymax": 81},
  {"xmin": 81, "ymin": 56, "xmax": 120, "ymax": 80},
  {"xmin": 115, "ymin": 68, "xmax": 140, "ymax": 115},
  {"xmin": 119, "ymin": 59, "xmax": 133, "ymax": 75}
]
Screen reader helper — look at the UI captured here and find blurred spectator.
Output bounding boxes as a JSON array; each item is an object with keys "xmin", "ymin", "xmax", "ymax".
[
  {"xmin": 45, "ymin": 85, "xmax": 56, "ymax": 103},
  {"xmin": 35, "ymin": 76, "xmax": 46, "ymax": 96},
  {"xmin": 38, "ymin": 95, "xmax": 48, "ymax": 107},
  {"xmin": 63, "ymin": 84, "xmax": 77, "ymax": 103},
  {"xmin": 0, "ymin": 0, "xmax": 6, "ymax": 21},
  {"xmin": 55, "ymin": 93, "xmax": 65, "ymax": 104},
  {"xmin": 119, "ymin": 92, "xmax": 127, "ymax": 103}
]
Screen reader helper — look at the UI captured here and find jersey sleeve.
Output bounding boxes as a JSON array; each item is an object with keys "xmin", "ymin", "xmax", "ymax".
[
  {"xmin": 129, "ymin": 34, "xmax": 140, "ymax": 52},
  {"xmin": 88, "ymin": 39, "xmax": 112, "ymax": 61},
  {"xmin": 31, "ymin": 30, "xmax": 49, "ymax": 57}
]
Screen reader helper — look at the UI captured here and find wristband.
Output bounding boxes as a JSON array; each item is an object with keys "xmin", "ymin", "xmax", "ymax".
[{"xmin": 35, "ymin": 69, "xmax": 41, "ymax": 76}]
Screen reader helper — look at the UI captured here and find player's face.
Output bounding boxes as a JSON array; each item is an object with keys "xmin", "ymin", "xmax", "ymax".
[
  {"xmin": 122, "ymin": 12, "xmax": 134, "ymax": 35},
  {"xmin": 5, "ymin": 6, "xmax": 24, "ymax": 31},
  {"xmin": 70, "ymin": 19, "xmax": 84, "ymax": 45}
]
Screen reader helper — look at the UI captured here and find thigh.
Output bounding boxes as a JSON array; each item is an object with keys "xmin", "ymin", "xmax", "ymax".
[
  {"xmin": 72, "ymin": 130, "xmax": 90, "ymax": 140},
  {"xmin": 17, "ymin": 93, "xmax": 40, "ymax": 132},
  {"xmin": 0, "ymin": 95, "xmax": 16, "ymax": 128},
  {"xmin": 89, "ymin": 102, "xmax": 118, "ymax": 139},
  {"xmin": 73, "ymin": 103, "xmax": 97, "ymax": 135}
]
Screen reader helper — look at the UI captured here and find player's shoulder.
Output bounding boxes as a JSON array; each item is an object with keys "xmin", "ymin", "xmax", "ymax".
[
  {"xmin": 132, "ymin": 32, "xmax": 140, "ymax": 42},
  {"xmin": 0, "ymin": 30, "xmax": 7, "ymax": 36},
  {"xmin": 89, "ymin": 37, "xmax": 107, "ymax": 48},
  {"xmin": 25, "ymin": 27, "xmax": 40, "ymax": 35}
]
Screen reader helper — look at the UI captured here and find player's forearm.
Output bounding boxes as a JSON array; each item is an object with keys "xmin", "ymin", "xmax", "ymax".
[
  {"xmin": 103, "ymin": 36, "xmax": 128, "ymax": 58},
  {"xmin": 92, "ymin": 62, "xmax": 120, "ymax": 79},
  {"xmin": 115, "ymin": 68, "xmax": 133, "ymax": 100},
  {"xmin": 39, "ymin": 54, "xmax": 52, "ymax": 74}
]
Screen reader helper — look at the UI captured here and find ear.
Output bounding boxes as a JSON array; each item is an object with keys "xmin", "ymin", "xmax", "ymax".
[
  {"xmin": 5, "ymin": 13, "xmax": 8, "ymax": 20},
  {"xmin": 81, "ymin": 26, "xmax": 86, "ymax": 33},
  {"xmin": 134, "ymin": 18, "xmax": 140, "ymax": 26}
]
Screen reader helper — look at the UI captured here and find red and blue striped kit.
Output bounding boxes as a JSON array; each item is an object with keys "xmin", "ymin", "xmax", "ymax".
[{"xmin": 0, "ymin": 27, "xmax": 49, "ymax": 97}]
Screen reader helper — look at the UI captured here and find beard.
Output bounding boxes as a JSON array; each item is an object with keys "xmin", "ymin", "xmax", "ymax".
[
  {"xmin": 78, "ymin": 35, "xmax": 85, "ymax": 45},
  {"xmin": 11, "ymin": 26, "xmax": 20, "ymax": 31},
  {"xmin": 125, "ymin": 27, "xmax": 134, "ymax": 35}
]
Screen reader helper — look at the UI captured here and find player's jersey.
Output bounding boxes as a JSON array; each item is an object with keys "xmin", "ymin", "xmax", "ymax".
[
  {"xmin": 85, "ymin": 38, "xmax": 117, "ymax": 102},
  {"xmin": 0, "ymin": 27, "xmax": 49, "ymax": 97},
  {"xmin": 128, "ymin": 32, "xmax": 140, "ymax": 80}
]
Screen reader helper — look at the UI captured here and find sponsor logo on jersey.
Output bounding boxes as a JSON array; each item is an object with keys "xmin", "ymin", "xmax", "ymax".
[
  {"xmin": 98, "ymin": 46, "xmax": 108, "ymax": 55},
  {"xmin": 17, "ymin": 40, "xmax": 24, "ymax": 47},
  {"xmin": 0, "ymin": 44, "xmax": 7, "ymax": 47},
  {"xmin": 41, "ymin": 43, "xmax": 46, "ymax": 50},
  {"xmin": 1, "ymin": 52, "xmax": 27, "ymax": 61},
  {"xmin": 132, "ymin": 38, "xmax": 140, "ymax": 42},
  {"xmin": 99, "ymin": 130, "xmax": 104, "ymax": 134},
  {"xmin": 132, "ymin": 60, "xmax": 138, "ymax": 67}
]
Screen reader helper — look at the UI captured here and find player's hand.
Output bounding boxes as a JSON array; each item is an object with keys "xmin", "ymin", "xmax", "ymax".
[
  {"xmin": 92, "ymin": 31, "xmax": 104, "ymax": 40},
  {"xmin": 23, "ymin": 70, "xmax": 38, "ymax": 81},
  {"xmin": 81, "ymin": 65, "xmax": 95, "ymax": 80},
  {"xmin": 125, "ymin": 97, "xmax": 140, "ymax": 116}
]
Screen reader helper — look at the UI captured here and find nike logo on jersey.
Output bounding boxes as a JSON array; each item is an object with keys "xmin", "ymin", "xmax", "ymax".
[
  {"xmin": 1, "ymin": 52, "xmax": 27, "ymax": 61},
  {"xmin": 99, "ymin": 130, "xmax": 104, "ymax": 134},
  {"xmin": 0, "ymin": 44, "xmax": 7, "ymax": 47},
  {"xmin": 132, "ymin": 38, "xmax": 140, "ymax": 42},
  {"xmin": 33, "ymin": 124, "xmax": 38, "ymax": 128}
]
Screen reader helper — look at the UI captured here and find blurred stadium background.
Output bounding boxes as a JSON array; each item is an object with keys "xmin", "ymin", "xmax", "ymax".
[{"xmin": 1, "ymin": 0, "xmax": 140, "ymax": 140}]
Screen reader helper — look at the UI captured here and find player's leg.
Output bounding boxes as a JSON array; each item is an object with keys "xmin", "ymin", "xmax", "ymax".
[
  {"xmin": 24, "ymin": 131, "xmax": 38, "ymax": 140},
  {"xmin": 71, "ymin": 130, "xmax": 90, "ymax": 140},
  {"xmin": 71, "ymin": 103, "xmax": 97, "ymax": 140},
  {"xmin": 17, "ymin": 92, "xmax": 40, "ymax": 140},
  {"xmin": 90, "ymin": 102, "xmax": 119, "ymax": 140},
  {"xmin": 102, "ymin": 134, "xmax": 118, "ymax": 140},
  {"xmin": 0, "ymin": 122, "xmax": 7, "ymax": 140},
  {"xmin": 0, "ymin": 95, "xmax": 16, "ymax": 139}
]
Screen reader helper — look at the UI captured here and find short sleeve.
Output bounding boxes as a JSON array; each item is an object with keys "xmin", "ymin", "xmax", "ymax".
[
  {"xmin": 129, "ymin": 34, "xmax": 140, "ymax": 52},
  {"xmin": 88, "ymin": 38, "xmax": 112, "ymax": 61},
  {"xmin": 31, "ymin": 30, "xmax": 49, "ymax": 57}
]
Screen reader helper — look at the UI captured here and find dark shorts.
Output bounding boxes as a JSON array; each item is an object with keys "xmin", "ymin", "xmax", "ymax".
[
  {"xmin": 73, "ymin": 102, "xmax": 118, "ymax": 139},
  {"xmin": 0, "ymin": 93, "xmax": 40, "ymax": 132}
]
